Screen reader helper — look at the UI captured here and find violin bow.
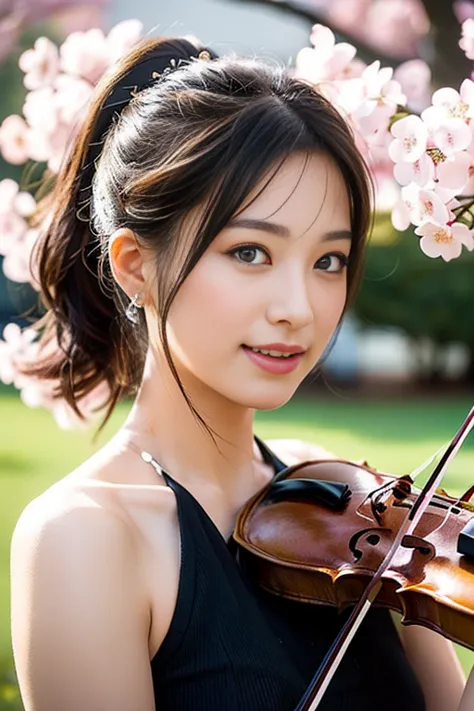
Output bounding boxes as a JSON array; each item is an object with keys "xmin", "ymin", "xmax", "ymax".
[{"xmin": 294, "ymin": 404, "xmax": 474, "ymax": 711}]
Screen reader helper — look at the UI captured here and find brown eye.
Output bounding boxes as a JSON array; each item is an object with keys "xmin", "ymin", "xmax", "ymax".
[
  {"xmin": 230, "ymin": 245, "xmax": 269, "ymax": 265},
  {"xmin": 316, "ymin": 253, "xmax": 349, "ymax": 273}
]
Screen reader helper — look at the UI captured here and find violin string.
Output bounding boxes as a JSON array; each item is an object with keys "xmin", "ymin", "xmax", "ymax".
[
  {"xmin": 361, "ymin": 444, "xmax": 447, "ymax": 518},
  {"xmin": 425, "ymin": 487, "xmax": 471, "ymax": 538}
]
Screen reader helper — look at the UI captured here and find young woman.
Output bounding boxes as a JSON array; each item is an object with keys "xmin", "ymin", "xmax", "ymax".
[{"xmin": 9, "ymin": 36, "xmax": 473, "ymax": 711}]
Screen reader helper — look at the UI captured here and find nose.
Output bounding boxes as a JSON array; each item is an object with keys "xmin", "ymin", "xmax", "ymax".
[{"xmin": 265, "ymin": 266, "xmax": 314, "ymax": 330}]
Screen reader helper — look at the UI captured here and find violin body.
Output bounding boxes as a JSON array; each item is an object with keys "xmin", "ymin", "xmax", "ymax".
[{"xmin": 234, "ymin": 459, "xmax": 474, "ymax": 651}]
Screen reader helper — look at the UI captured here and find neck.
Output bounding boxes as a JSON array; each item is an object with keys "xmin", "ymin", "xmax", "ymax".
[{"xmin": 119, "ymin": 348, "xmax": 263, "ymax": 491}]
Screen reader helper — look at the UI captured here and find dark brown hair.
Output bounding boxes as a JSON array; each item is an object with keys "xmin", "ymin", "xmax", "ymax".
[{"xmin": 28, "ymin": 36, "xmax": 374, "ymax": 428}]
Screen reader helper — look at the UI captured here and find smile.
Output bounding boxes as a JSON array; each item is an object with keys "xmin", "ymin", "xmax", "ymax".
[{"xmin": 241, "ymin": 345, "xmax": 304, "ymax": 375}]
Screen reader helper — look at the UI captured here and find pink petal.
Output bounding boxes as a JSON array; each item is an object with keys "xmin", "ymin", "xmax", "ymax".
[
  {"xmin": 436, "ymin": 151, "xmax": 471, "ymax": 190},
  {"xmin": 391, "ymin": 201, "xmax": 411, "ymax": 231},
  {"xmin": 434, "ymin": 119, "xmax": 472, "ymax": 156},
  {"xmin": 452, "ymin": 223, "xmax": 474, "ymax": 249},
  {"xmin": 432, "ymin": 87, "xmax": 460, "ymax": 110},
  {"xmin": 0, "ymin": 115, "xmax": 30, "ymax": 164},
  {"xmin": 419, "ymin": 235, "xmax": 444, "ymax": 258},
  {"xmin": 0, "ymin": 178, "xmax": 19, "ymax": 206},
  {"xmin": 106, "ymin": 19, "xmax": 143, "ymax": 63},
  {"xmin": 439, "ymin": 241, "xmax": 463, "ymax": 261},
  {"xmin": 394, "ymin": 60, "xmax": 431, "ymax": 109},
  {"xmin": 310, "ymin": 24, "xmax": 336, "ymax": 52}
]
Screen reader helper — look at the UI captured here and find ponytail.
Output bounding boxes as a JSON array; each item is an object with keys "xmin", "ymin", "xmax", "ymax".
[
  {"xmin": 28, "ymin": 130, "xmax": 139, "ymax": 425},
  {"xmin": 25, "ymin": 39, "xmax": 194, "ymax": 424}
]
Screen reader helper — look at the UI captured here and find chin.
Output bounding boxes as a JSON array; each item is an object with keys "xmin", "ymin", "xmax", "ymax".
[{"xmin": 238, "ymin": 387, "xmax": 298, "ymax": 411}]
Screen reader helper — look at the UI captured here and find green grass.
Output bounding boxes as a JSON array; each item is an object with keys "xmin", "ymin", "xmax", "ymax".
[{"xmin": 1, "ymin": 390, "xmax": 474, "ymax": 708}]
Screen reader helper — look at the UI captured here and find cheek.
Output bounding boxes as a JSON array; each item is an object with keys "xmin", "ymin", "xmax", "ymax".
[
  {"xmin": 166, "ymin": 258, "xmax": 249, "ymax": 354},
  {"xmin": 314, "ymin": 279, "xmax": 347, "ymax": 334}
]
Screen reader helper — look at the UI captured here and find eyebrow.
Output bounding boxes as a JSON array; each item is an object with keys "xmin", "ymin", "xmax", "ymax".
[{"xmin": 227, "ymin": 217, "xmax": 352, "ymax": 242}]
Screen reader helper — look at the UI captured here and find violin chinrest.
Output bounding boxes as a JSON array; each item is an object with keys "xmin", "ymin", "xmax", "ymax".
[{"xmin": 263, "ymin": 478, "xmax": 352, "ymax": 511}]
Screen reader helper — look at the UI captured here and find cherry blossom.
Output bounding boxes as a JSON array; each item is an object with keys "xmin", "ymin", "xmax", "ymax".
[
  {"xmin": 414, "ymin": 220, "xmax": 474, "ymax": 261},
  {"xmin": 0, "ymin": 179, "xmax": 35, "ymax": 216},
  {"xmin": 19, "ymin": 37, "xmax": 59, "ymax": 90},
  {"xmin": 18, "ymin": 377, "xmax": 56, "ymax": 410},
  {"xmin": 401, "ymin": 185, "xmax": 450, "ymax": 227},
  {"xmin": 314, "ymin": 0, "xmax": 430, "ymax": 58},
  {"xmin": 393, "ymin": 152, "xmax": 433, "ymax": 187},
  {"xmin": 460, "ymin": 18, "xmax": 474, "ymax": 60},
  {"xmin": 106, "ymin": 19, "xmax": 144, "ymax": 63},
  {"xmin": 0, "ymin": 324, "xmax": 38, "ymax": 386},
  {"xmin": 436, "ymin": 151, "xmax": 471, "ymax": 191},
  {"xmin": 0, "ymin": 180, "xmax": 36, "ymax": 261},
  {"xmin": 360, "ymin": 61, "xmax": 406, "ymax": 110},
  {"xmin": 455, "ymin": 1, "xmax": 474, "ymax": 24},
  {"xmin": 350, "ymin": 62, "xmax": 406, "ymax": 149},
  {"xmin": 432, "ymin": 118, "xmax": 472, "ymax": 157},
  {"xmin": 361, "ymin": 0, "xmax": 429, "ymax": 57},
  {"xmin": 54, "ymin": 74, "xmax": 94, "ymax": 125},
  {"xmin": 0, "ymin": 0, "xmax": 111, "ymax": 64},
  {"xmin": 3, "ymin": 228, "xmax": 40, "ymax": 285},
  {"xmin": 23, "ymin": 86, "xmax": 59, "ymax": 133},
  {"xmin": 421, "ymin": 80, "xmax": 474, "ymax": 127},
  {"xmin": 0, "ymin": 115, "xmax": 30, "ymax": 165},
  {"xmin": 296, "ymin": 25, "xmax": 357, "ymax": 83},
  {"xmin": 59, "ymin": 28, "xmax": 111, "ymax": 85},
  {"xmin": 393, "ymin": 60, "xmax": 431, "ymax": 113},
  {"xmin": 389, "ymin": 115, "xmax": 428, "ymax": 163},
  {"xmin": 51, "ymin": 381, "xmax": 110, "ymax": 429}
]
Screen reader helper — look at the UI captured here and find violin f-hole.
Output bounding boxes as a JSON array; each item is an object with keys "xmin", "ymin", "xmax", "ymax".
[{"xmin": 349, "ymin": 527, "xmax": 391, "ymax": 562}]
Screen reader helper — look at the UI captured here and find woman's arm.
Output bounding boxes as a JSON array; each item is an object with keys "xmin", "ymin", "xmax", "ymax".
[
  {"xmin": 458, "ymin": 664, "xmax": 474, "ymax": 711},
  {"xmin": 397, "ymin": 625, "xmax": 465, "ymax": 711}
]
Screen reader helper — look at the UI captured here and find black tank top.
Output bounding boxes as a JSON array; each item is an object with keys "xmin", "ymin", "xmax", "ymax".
[{"xmin": 149, "ymin": 437, "xmax": 425, "ymax": 711}]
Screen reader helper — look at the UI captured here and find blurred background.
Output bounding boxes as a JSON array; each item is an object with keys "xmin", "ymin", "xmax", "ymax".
[{"xmin": 1, "ymin": 0, "xmax": 474, "ymax": 708}]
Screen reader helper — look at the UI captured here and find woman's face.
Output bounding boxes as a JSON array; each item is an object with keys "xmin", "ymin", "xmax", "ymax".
[{"xmin": 158, "ymin": 151, "xmax": 352, "ymax": 411}]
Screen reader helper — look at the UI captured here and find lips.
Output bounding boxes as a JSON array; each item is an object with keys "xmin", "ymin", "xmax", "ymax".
[
  {"xmin": 247, "ymin": 342, "xmax": 306, "ymax": 355},
  {"xmin": 241, "ymin": 345, "xmax": 304, "ymax": 375}
]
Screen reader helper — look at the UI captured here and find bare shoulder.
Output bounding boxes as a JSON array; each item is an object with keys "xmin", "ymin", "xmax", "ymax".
[
  {"xmin": 10, "ymin": 449, "xmax": 181, "ymax": 710},
  {"xmin": 12, "ymin": 445, "xmax": 177, "ymax": 567},
  {"xmin": 10, "ymin": 484, "xmax": 155, "ymax": 710}
]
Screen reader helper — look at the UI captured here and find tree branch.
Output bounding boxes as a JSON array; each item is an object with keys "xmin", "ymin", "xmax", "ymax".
[
  {"xmin": 407, "ymin": 0, "xmax": 471, "ymax": 89},
  {"xmin": 225, "ymin": 0, "xmax": 417, "ymax": 68}
]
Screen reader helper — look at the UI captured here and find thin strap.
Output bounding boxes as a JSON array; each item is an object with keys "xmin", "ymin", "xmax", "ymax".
[
  {"xmin": 140, "ymin": 450, "xmax": 168, "ymax": 479},
  {"xmin": 254, "ymin": 436, "xmax": 288, "ymax": 474}
]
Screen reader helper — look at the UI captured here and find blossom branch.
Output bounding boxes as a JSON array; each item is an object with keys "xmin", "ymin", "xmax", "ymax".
[
  {"xmin": 417, "ymin": 0, "xmax": 473, "ymax": 90},
  {"xmin": 225, "ymin": 0, "xmax": 416, "ymax": 68}
]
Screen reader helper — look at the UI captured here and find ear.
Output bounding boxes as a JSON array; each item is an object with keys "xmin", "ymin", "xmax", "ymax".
[{"xmin": 109, "ymin": 228, "xmax": 148, "ymax": 301}]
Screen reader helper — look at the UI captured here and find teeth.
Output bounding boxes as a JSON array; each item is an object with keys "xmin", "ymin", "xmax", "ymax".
[{"xmin": 251, "ymin": 348, "xmax": 294, "ymax": 358}]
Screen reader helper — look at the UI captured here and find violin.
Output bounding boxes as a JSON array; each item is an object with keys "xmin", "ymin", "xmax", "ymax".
[
  {"xmin": 234, "ymin": 457, "xmax": 474, "ymax": 648},
  {"xmin": 234, "ymin": 406, "xmax": 474, "ymax": 709}
]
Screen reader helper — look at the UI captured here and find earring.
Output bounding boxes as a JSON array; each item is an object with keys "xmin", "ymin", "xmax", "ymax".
[{"xmin": 125, "ymin": 293, "xmax": 143, "ymax": 324}]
